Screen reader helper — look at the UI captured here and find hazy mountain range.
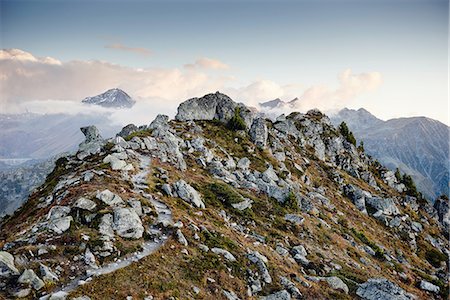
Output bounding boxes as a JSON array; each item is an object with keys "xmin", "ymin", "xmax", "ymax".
[
  {"xmin": 259, "ymin": 99, "xmax": 449, "ymax": 201},
  {"xmin": 330, "ymin": 108, "xmax": 449, "ymax": 200}
]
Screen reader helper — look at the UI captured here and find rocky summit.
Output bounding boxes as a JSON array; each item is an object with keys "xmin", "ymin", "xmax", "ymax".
[
  {"xmin": 0, "ymin": 92, "xmax": 448, "ymax": 299},
  {"xmin": 82, "ymin": 88, "xmax": 136, "ymax": 109}
]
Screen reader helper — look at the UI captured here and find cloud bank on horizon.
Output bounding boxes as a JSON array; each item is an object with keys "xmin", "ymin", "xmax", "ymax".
[{"xmin": 0, "ymin": 48, "xmax": 383, "ymax": 123}]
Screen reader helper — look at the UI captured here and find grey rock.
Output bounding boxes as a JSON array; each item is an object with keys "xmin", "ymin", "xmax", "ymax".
[
  {"xmin": 284, "ymin": 214, "xmax": 304, "ymax": 225},
  {"xmin": 176, "ymin": 229, "xmax": 188, "ymax": 246},
  {"xmin": 237, "ymin": 157, "xmax": 251, "ymax": 170},
  {"xmin": 176, "ymin": 92, "xmax": 238, "ymax": 124},
  {"xmin": 0, "ymin": 251, "xmax": 19, "ymax": 276},
  {"xmin": 280, "ymin": 276, "xmax": 302, "ymax": 299},
  {"xmin": 47, "ymin": 205, "xmax": 71, "ymax": 220},
  {"xmin": 223, "ymin": 290, "xmax": 241, "ymax": 300},
  {"xmin": 148, "ymin": 114, "xmax": 170, "ymax": 132},
  {"xmin": 96, "ymin": 189, "xmax": 124, "ymax": 206},
  {"xmin": 211, "ymin": 247, "xmax": 236, "ymax": 261},
  {"xmin": 323, "ymin": 276, "xmax": 348, "ymax": 294},
  {"xmin": 113, "ymin": 207, "xmax": 144, "ymax": 239},
  {"xmin": 343, "ymin": 184, "xmax": 368, "ymax": 214},
  {"xmin": 77, "ymin": 126, "xmax": 105, "ymax": 159},
  {"xmin": 365, "ymin": 196, "xmax": 399, "ymax": 216},
  {"xmin": 47, "ymin": 216, "xmax": 72, "ymax": 234},
  {"xmin": 39, "ymin": 263, "xmax": 58, "ymax": 282},
  {"xmin": 231, "ymin": 198, "xmax": 253, "ymax": 211},
  {"xmin": 248, "ymin": 251, "xmax": 272, "ymax": 283},
  {"xmin": 260, "ymin": 290, "xmax": 291, "ymax": 300},
  {"xmin": 48, "ymin": 291, "xmax": 69, "ymax": 300},
  {"xmin": 433, "ymin": 195, "xmax": 449, "ymax": 231},
  {"xmin": 173, "ymin": 180, "xmax": 205, "ymax": 208},
  {"xmin": 419, "ymin": 280, "xmax": 440, "ymax": 293},
  {"xmin": 356, "ymin": 278, "xmax": 414, "ymax": 300},
  {"xmin": 98, "ymin": 214, "xmax": 115, "ymax": 239},
  {"xmin": 250, "ymin": 118, "xmax": 268, "ymax": 148},
  {"xmin": 161, "ymin": 184, "xmax": 173, "ymax": 197},
  {"xmin": 84, "ymin": 247, "xmax": 97, "ymax": 268},
  {"xmin": 117, "ymin": 124, "xmax": 138, "ymax": 138},
  {"xmin": 74, "ymin": 197, "xmax": 97, "ymax": 211},
  {"xmin": 18, "ymin": 269, "xmax": 45, "ymax": 290}
]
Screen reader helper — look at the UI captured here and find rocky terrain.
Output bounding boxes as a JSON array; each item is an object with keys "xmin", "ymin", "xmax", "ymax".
[
  {"xmin": 331, "ymin": 108, "xmax": 449, "ymax": 201},
  {"xmin": 0, "ymin": 92, "xmax": 448, "ymax": 300},
  {"xmin": 0, "ymin": 158, "xmax": 56, "ymax": 218}
]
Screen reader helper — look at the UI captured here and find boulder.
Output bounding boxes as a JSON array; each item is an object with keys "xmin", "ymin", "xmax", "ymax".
[
  {"xmin": 175, "ymin": 92, "xmax": 237, "ymax": 123},
  {"xmin": 284, "ymin": 214, "xmax": 304, "ymax": 225},
  {"xmin": 419, "ymin": 280, "xmax": 440, "ymax": 293},
  {"xmin": 77, "ymin": 126, "xmax": 105, "ymax": 160},
  {"xmin": 260, "ymin": 290, "xmax": 291, "ymax": 300},
  {"xmin": 433, "ymin": 195, "xmax": 449, "ymax": 231},
  {"xmin": 223, "ymin": 290, "xmax": 241, "ymax": 300},
  {"xmin": 96, "ymin": 189, "xmax": 124, "ymax": 206},
  {"xmin": 323, "ymin": 276, "xmax": 348, "ymax": 294},
  {"xmin": 74, "ymin": 197, "xmax": 97, "ymax": 211},
  {"xmin": 231, "ymin": 198, "xmax": 253, "ymax": 211},
  {"xmin": 113, "ymin": 207, "xmax": 144, "ymax": 239},
  {"xmin": 18, "ymin": 269, "xmax": 45, "ymax": 290},
  {"xmin": 49, "ymin": 291, "xmax": 69, "ymax": 300},
  {"xmin": 173, "ymin": 180, "xmax": 205, "ymax": 208},
  {"xmin": 117, "ymin": 124, "xmax": 138, "ymax": 138},
  {"xmin": 248, "ymin": 251, "xmax": 271, "ymax": 283},
  {"xmin": 47, "ymin": 216, "xmax": 72, "ymax": 234},
  {"xmin": 176, "ymin": 229, "xmax": 188, "ymax": 246},
  {"xmin": 47, "ymin": 206, "xmax": 71, "ymax": 220},
  {"xmin": 148, "ymin": 114, "xmax": 170, "ymax": 132},
  {"xmin": 39, "ymin": 263, "xmax": 59, "ymax": 282},
  {"xmin": 211, "ymin": 247, "xmax": 236, "ymax": 262},
  {"xmin": 365, "ymin": 196, "xmax": 400, "ymax": 216},
  {"xmin": 237, "ymin": 157, "xmax": 251, "ymax": 170},
  {"xmin": 356, "ymin": 278, "xmax": 414, "ymax": 300},
  {"xmin": 250, "ymin": 118, "xmax": 268, "ymax": 148},
  {"xmin": 343, "ymin": 184, "xmax": 368, "ymax": 214},
  {"xmin": 0, "ymin": 251, "xmax": 19, "ymax": 276}
]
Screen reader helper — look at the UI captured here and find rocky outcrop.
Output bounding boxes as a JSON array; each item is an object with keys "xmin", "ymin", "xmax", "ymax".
[
  {"xmin": 0, "ymin": 251, "xmax": 19, "ymax": 276},
  {"xmin": 249, "ymin": 118, "xmax": 268, "ymax": 148},
  {"xmin": 356, "ymin": 278, "xmax": 414, "ymax": 300},
  {"xmin": 433, "ymin": 195, "xmax": 449, "ymax": 231},
  {"xmin": 173, "ymin": 180, "xmax": 205, "ymax": 208},
  {"xmin": 176, "ymin": 92, "xmax": 238, "ymax": 123},
  {"xmin": 77, "ymin": 126, "xmax": 105, "ymax": 160},
  {"xmin": 113, "ymin": 207, "xmax": 144, "ymax": 239},
  {"xmin": 117, "ymin": 124, "xmax": 138, "ymax": 138}
]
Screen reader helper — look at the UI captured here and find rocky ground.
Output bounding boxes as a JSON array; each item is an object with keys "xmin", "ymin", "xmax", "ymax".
[{"xmin": 0, "ymin": 92, "xmax": 448, "ymax": 299}]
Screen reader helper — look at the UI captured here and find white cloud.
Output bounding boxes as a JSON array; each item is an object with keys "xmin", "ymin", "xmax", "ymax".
[
  {"xmin": 0, "ymin": 49, "xmax": 382, "ymax": 123},
  {"xmin": 0, "ymin": 49, "xmax": 230, "ymax": 113}
]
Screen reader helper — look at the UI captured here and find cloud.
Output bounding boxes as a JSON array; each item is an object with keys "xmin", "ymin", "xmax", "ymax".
[
  {"xmin": 253, "ymin": 69, "xmax": 382, "ymax": 117},
  {"xmin": 0, "ymin": 49, "xmax": 230, "ymax": 113},
  {"xmin": 104, "ymin": 43, "xmax": 152, "ymax": 56},
  {"xmin": 0, "ymin": 49, "xmax": 382, "ymax": 123},
  {"xmin": 184, "ymin": 57, "xmax": 229, "ymax": 70}
]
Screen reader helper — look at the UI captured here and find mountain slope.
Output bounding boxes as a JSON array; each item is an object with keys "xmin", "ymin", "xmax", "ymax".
[
  {"xmin": 82, "ymin": 88, "xmax": 136, "ymax": 108},
  {"xmin": 331, "ymin": 109, "xmax": 449, "ymax": 200},
  {"xmin": 0, "ymin": 93, "xmax": 448, "ymax": 300}
]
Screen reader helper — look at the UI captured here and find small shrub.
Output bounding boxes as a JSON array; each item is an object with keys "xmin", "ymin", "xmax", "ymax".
[
  {"xmin": 339, "ymin": 122, "xmax": 356, "ymax": 146},
  {"xmin": 425, "ymin": 248, "xmax": 447, "ymax": 268},
  {"xmin": 284, "ymin": 191, "xmax": 299, "ymax": 211},
  {"xmin": 227, "ymin": 107, "xmax": 247, "ymax": 131}
]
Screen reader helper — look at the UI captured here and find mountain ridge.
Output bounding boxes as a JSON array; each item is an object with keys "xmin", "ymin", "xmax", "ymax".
[{"xmin": 0, "ymin": 92, "xmax": 447, "ymax": 299}]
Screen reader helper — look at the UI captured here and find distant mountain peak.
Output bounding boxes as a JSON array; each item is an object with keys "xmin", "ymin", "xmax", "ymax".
[{"xmin": 82, "ymin": 88, "xmax": 135, "ymax": 108}]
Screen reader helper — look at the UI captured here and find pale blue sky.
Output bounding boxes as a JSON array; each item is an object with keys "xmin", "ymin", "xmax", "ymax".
[{"xmin": 0, "ymin": 0, "xmax": 448, "ymax": 123}]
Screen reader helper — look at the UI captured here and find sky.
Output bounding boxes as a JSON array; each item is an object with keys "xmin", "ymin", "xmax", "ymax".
[{"xmin": 0, "ymin": 0, "xmax": 448, "ymax": 125}]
